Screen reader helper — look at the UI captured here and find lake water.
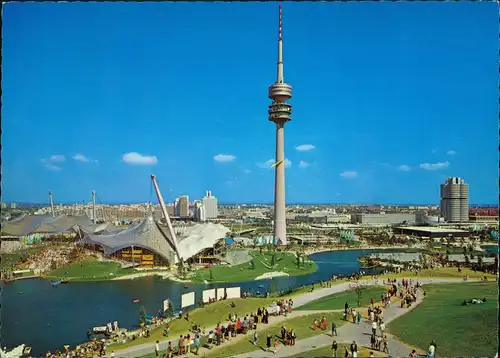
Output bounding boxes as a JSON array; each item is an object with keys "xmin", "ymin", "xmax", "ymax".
[{"xmin": 2, "ymin": 249, "xmax": 388, "ymax": 355}]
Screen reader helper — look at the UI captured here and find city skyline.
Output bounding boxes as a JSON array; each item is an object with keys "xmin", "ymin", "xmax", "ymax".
[{"xmin": 2, "ymin": 2, "xmax": 497, "ymax": 205}]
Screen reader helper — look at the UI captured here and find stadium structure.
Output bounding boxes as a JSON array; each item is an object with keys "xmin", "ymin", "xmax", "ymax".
[{"xmin": 1, "ymin": 175, "xmax": 231, "ymax": 267}]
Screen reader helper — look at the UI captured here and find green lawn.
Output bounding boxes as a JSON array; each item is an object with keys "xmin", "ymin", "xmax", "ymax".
[
  {"xmin": 204, "ymin": 311, "xmax": 346, "ymax": 358},
  {"xmin": 110, "ymin": 297, "xmax": 275, "ymax": 352},
  {"xmin": 289, "ymin": 344, "xmax": 385, "ymax": 357},
  {"xmin": 374, "ymin": 267, "xmax": 496, "ymax": 280},
  {"xmin": 296, "ymin": 286, "xmax": 387, "ymax": 311},
  {"xmin": 44, "ymin": 256, "xmax": 134, "ymax": 281},
  {"xmin": 190, "ymin": 251, "xmax": 317, "ymax": 283},
  {"xmin": 388, "ymin": 282, "xmax": 498, "ymax": 357}
]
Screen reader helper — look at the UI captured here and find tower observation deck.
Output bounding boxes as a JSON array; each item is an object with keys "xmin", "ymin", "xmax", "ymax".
[{"xmin": 269, "ymin": 5, "xmax": 292, "ymax": 246}]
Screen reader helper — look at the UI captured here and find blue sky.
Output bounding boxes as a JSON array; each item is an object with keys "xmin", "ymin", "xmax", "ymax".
[{"xmin": 2, "ymin": 2, "xmax": 497, "ymax": 205}]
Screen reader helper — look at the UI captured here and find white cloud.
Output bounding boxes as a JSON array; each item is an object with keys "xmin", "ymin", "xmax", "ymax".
[
  {"xmin": 398, "ymin": 164, "xmax": 411, "ymax": 172},
  {"xmin": 447, "ymin": 150, "xmax": 456, "ymax": 155},
  {"xmin": 295, "ymin": 144, "xmax": 316, "ymax": 152},
  {"xmin": 213, "ymin": 154, "xmax": 236, "ymax": 163},
  {"xmin": 49, "ymin": 155, "xmax": 66, "ymax": 162},
  {"xmin": 299, "ymin": 160, "xmax": 311, "ymax": 169},
  {"xmin": 258, "ymin": 159, "xmax": 292, "ymax": 169},
  {"xmin": 43, "ymin": 163, "xmax": 62, "ymax": 171},
  {"xmin": 41, "ymin": 154, "xmax": 66, "ymax": 171},
  {"xmin": 420, "ymin": 161, "xmax": 450, "ymax": 171},
  {"xmin": 340, "ymin": 171, "xmax": 357, "ymax": 179},
  {"xmin": 122, "ymin": 152, "xmax": 158, "ymax": 166},
  {"xmin": 73, "ymin": 154, "xmax": 92, "ymax": 163}
]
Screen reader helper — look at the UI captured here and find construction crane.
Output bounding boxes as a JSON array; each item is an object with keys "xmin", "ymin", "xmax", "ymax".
[{"xmin": 151, "ymin": 174, "xmax": 182, "ymax": 263}]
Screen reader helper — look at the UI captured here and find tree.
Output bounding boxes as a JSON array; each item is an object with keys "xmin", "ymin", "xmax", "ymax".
[
  {"xmin": 259, "ymin": 246, "xmax": 263, "ymax": 255},
  {"xmin": 463, "ymin": 246, "xmax": 467, "ymax": 256},
  {"xmin": 352, "ymin": 282, "xmax": 365, "ymax": 307},
  {"xmin": 139, "ymin": 305, "xmax": 147, "ymax": 326},
  {"xmin": 178, "ymin": 260, "xmax": 185, "ymax": 278},
  {"xmin": 209, "ymin": 269, "xmax": 214, "ymax": 281},
  {"xmin": 464, "ymin": 254, "xmax": 470, "ymax": 265},
  {"xmin": 295, "ymin": 252, "xmax": 301, "ymax": 269},
  {"xmin": 271, "ymin": 253, "xmax": 276, "ymax": 267},
  {"xmin": 164, "ymin": 299, "xmax": 175, "ymax": 317},
  {"xmin": 250, "ymin": 259, "xmax": 256, "ymax": 270}
]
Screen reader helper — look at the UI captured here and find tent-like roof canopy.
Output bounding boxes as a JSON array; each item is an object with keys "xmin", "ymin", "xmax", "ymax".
[
  {"xmin": 1, "ymin": 214, "xmax": 55, "ymax": 237},
  {"xmin": 81, "ymin": 215, "xmax": 178, "ymax": 264},
  {"xmin": 176, "ymin": 223, "xmax": 230, "ymax": 260},
  {"xmin": 1, "ymin": 214, "xmax": 114, "ymax": 237},
  {"xmin": 33, "ymin": 215, "xmax": 101, "ymax": 234}
]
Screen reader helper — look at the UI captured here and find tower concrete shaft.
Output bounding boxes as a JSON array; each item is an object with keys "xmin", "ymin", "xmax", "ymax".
[
  {"xmin": 268, "ymin": 5, "xmax": 292, "ymax": 245},
  {"xmin": 48, "ymin": 191, "xmax": 55, "ymax": 217},
  {"xmin": 92, "ymin": 190, "xmax": 96, "ymax": 224}
]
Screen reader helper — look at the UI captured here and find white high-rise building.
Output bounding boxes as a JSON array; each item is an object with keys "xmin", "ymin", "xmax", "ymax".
[
  {"xmin": 193, "ymin": 201, "xmax": 206, "ymax": 222},
  {"xmin": 440, "ymin": 177, "xmax": 469, "ymax": 222},
  {"xmin": 173, "ymin": 198, "xmax": 180, "ymax": 217},
  {"xmin": 202, "ymin": 191, "xmax": 218, "ymax": 219}
]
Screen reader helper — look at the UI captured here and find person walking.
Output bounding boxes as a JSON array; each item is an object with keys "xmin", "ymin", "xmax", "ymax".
[
  {"xmin": 427, "ymin": 340, "xmax": 436, "ymax": 358},
  {"xmin": 267, "ymin": 334, "xmax": 272, "ymax": 352},
  {"xmin": 370, "ymin": 334, "xmax": 376, "ymax": 349},
  {"xmin": 331, "ymin": 322, "xmax": 338, "ymax": 336},
  {"xmin": 350, "ymin": 341, "xmax": 358, "ymax": 356},
  {"xmin": 155, "ymin": 341, "xmax": 160, "ymax": 357},
  {"xmin": 331, "ymin": 340, "xmax": 338, "ymax": 357},
  {"xmin": 409, "ymin": 349, "xmax": 417, "ymax": 358},
  {"xmin": 273, "ymin": 338, "xmax": 278, "ymax": 354},
  {"xmin": 357, "ymin": 312, "xmax": 361, "ymax": 324},
  {"xmin": 194, "ymin": 335, "xmax": 200, "ymax": 355},
  {"xmin": 380, "ymin": 321, "xmax": 386, "ymax": 335},
  {"xmin": 382, "ymin": 334, "xmax": 389, "ymax": 354},
  {"xmin": 253, "ymin": 330, "xmax": 258, "ymax": 346},
  {"xmin": 167, "ymin": 342, "xmax": 173, "ymax": 358},
  {"xmin": 371, "ymin": 321, "xmax": 377, "ymax": 336}
]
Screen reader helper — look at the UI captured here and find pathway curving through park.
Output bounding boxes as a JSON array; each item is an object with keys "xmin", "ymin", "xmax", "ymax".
[{"xmin": 107, "ymin": 277, "xmax": 470, "ymax": 358}]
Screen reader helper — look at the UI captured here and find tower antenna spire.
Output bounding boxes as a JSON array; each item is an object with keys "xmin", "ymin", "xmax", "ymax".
[{"xmin": 277, "ymin": 5, "xmax": 284, "ymax": 84}]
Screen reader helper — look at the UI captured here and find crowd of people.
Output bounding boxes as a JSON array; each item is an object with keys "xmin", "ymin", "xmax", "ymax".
[{"xmin": 150, "ymin": 297, "xmax": 295, "ymax": 357}]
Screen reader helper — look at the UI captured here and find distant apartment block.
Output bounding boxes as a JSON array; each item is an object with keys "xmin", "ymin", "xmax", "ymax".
[
  {"xmin": 440, "ymin": 177, "xmax": 469, "ymax": 222},
  {"xmin": 351, "ymin": 213, "xmax": 417, "ymax": 225},
  {"xmin": 202, "ymin": 191, "xmax": 218, "ymax": 219}
]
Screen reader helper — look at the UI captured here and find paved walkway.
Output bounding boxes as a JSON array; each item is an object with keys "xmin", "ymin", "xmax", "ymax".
[{"xmin": 107, "ymin": 277, "xmax": 468, "ymax": 357}]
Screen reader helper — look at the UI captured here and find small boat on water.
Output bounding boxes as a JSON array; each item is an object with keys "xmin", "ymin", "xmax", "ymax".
[
  {"xmin": 51, "ymin": 280, "xmax": 62, "ymax": 287},
  {"xmin": 184, "ymin": 285, "xmax": 189, "ymax": 289},
  {"xmin": 132, "ymin": 298, "xmax": 140, "ymax": 303},
  {"xmin": 18, "ymin": 291, "xmax": 23, "ymax": 295}
]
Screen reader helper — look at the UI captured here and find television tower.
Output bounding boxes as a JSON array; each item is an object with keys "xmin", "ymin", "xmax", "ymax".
[{"xmin": 268, "ymin": 5, "xmax": 292, "ymax": 245}]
